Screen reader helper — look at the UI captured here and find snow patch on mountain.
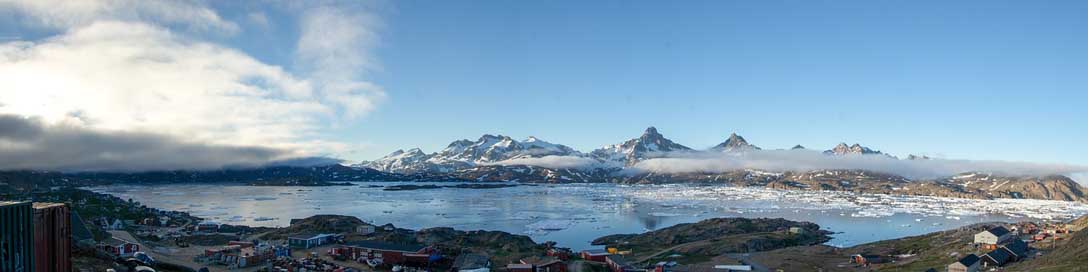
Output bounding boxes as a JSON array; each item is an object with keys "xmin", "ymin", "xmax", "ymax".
[{"xmin": 482, "ymin": 155, "xmax": 619, "ymax": 170}]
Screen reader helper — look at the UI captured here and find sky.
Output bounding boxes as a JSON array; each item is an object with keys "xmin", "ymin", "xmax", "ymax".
[{"xmin": 0, "ymin": 0, "xmax": 1086, "ymax": 171}]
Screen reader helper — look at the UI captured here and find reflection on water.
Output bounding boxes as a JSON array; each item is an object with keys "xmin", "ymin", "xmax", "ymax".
[{"xmin": 91, "ymin": 182, "xmax": 1087, "ymax": 250}]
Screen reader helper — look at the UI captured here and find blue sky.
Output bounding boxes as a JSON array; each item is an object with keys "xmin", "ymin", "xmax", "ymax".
[
  {"xmin": 353, "ymin": 1, "xmax": 1088, "ymax": 165},
  {"xmin": 0, "ymin": 0, "xmax": 1086, "ymax": 171}
]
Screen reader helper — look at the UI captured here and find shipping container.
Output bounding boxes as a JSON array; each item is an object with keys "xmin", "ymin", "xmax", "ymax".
[
  {"xmin": 1, "ymin": 201, "xmax": 34, "ymax": 272},
  {"xmin": 33, "ymin": 203, "xmax": 71, "ymax": 272}
]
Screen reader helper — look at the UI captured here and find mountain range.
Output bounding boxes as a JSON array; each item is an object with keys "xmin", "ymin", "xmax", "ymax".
[
  {"xmin": 352, "ymin": 127, "xmax": 1087, "ymax": 202},
  {"xmin": 361, "ymin": 126, "xmax": 890, "ymax": 174},
  {"xmin": 2, "ymin": 127, "xmax": 1082, "ymax": 203}
]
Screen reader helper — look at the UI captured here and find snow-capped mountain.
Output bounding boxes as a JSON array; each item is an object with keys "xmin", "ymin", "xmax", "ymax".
[
  {"xmin": 590, "ymin": 127, "xmax": 692, "ymax": 166},
  {"xmin": 361, "ymin": 135, "xmax": 583, "ymax": 174},
  {"xmin": 710, "ymin": 133, "xmax": 760, "ymax": 152},
  {"xmin": 429, "ymin": 134, "xmax": 582, "ymax": 163},
  {"xmin": 823, "ymin": 143, "xmax": 884, "ymax": 155}
]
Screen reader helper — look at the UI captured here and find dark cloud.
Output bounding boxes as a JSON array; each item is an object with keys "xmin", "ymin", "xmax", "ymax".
[{"xmin": 0, "ymin": 114, "xmax": 296, "ymax": 172}]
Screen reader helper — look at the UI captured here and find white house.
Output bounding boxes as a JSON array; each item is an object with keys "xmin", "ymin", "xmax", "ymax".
[
  {"xmin": 357, "ymin": 225, "xmax": 376, "ymax": 235},
  {"xmin": 974, "ymin": 226, "xmax": 1013, "ymax": 245}
]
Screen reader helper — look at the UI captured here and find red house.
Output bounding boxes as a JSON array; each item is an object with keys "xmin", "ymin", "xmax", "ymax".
[
  {"xmin": 101, "ymin": 237, "xmax": 140, "ymax": 256},
  {"xmin": 581, "ymin": 249, "xmax": 611, "ymax": 262},
  {"xmin": 335, "ymin": 241, "xmax": 433, "ymax": 266}
]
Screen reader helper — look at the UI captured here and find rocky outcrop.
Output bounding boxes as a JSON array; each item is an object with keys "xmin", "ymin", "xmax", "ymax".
[{"xmin": 592, "ymin": 218, "xmax": 831, "ymax": 262}]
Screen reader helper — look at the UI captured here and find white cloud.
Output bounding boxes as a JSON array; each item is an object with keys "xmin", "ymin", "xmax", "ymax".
[
  {"xmin": 631, "ymin": 149, "xmax": 1088, "ymax": 179},
  {"xmin": 485, "ymin": 156, "xmax": 620, "ymax": 170},
  {"xmin": 0, "ymin": 0, "xmax": 239, "ymax": 34},
  {"xmin": 1071, "ymin": 172, "xmax": 1088, "ymax": 187},
  {"xmin": 0, "ymin": 2, "xmax": 389, "ymax": 171},
  {"xmin": 296, "ymin": 6, "xmax": 386, "ymax": 118},
  {"xmin": 0, "ymin": 21, "xmax": 328, "ymax": 149}
]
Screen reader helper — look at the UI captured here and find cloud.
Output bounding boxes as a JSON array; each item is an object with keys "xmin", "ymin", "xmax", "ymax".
[
  {"xmin": 0, "ymin": 3, "xmax": 388, "ymax": 171},
  {"xmin": 631, "ymin": 149, "xmax": 1088, "ymax": 179},
  {"xmin": 296, "ymin": 5, "xmax": 386, "ymax": 118},
  {"xmin": 1071, "ymin": 172, "xmax": 1088, "ymax": 187},
  {"xmin": 0, "ymin": 0, "xmax": 240, "ymax": 34},
  {"xmin": 485, "ymin": 156, "xmax": 621, "ymax": 170},
  {"xmin": 0, "ymin": 114, "xmax": 290, "ymax": 172},
  {"xmin": 0, "ymin": 21, "xmax": 327, "ymax": 149}
]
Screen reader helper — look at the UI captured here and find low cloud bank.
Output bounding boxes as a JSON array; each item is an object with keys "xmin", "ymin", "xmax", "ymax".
[
  {"xmin": 0, "ymin": 114, "xmax": 307, "ymax": 172},
  {"xmin": 631, "ymin": 149, "xmax": 1088, "ymax": 180},
  {"xmin": 485, "ymin": 155, "xmax": 621, "ymax": 170},
  {"xmin": 1071, "ymin": 173, "xmax": 1088, "ymax": 187}
]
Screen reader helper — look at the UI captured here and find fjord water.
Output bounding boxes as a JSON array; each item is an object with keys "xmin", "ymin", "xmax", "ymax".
[{"xmin": 91, "ymin": 182, "xmax": 1088, "ymax": 250}]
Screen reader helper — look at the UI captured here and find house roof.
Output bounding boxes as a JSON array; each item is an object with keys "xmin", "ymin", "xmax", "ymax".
[
  {"xmin": 957, "ymin": 254, "xmax": 980, "ymax": 266},
  {"xmin": 347, "ymin": 240, "xmax": 426, "ymax": 253},
  {"xmin": 985, "ymin": 226, "xmax": 1011, "ymax": 237},
  {"xmin": 105, "ymin": 237, "xmax": 135, "ymax": 247},
  {"xmin": 606, "ymin": 255, "xmax": 634, "ymax": 268},
  {"xmin": 453, "ymin": 254, "xmax": 491, "ymax": 270},
  {"xmin": 583, "ymin": 249, "xmax": 610, "ymax": 255},
  {"xmin": 982, "ymin": 249, "xmax": 1011, "ymax": 265},
  {"xmin": 522, "ymin": 256, "xmax": 562, "ymax": 266},
  {"xmin": 1001, "ymin": 240, "xmax": 1029, "ymax": 257},
  {"xmin": 507, "ymin": 264, "xmax": 534, "ymax": 269}
]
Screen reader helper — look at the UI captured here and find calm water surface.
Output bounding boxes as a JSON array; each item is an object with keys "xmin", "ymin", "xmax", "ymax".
[{"xmin": 90, "ymin": 182, "xmax": 1067, "ymax": 250}]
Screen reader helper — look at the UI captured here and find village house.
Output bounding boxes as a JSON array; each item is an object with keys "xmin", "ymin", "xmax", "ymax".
[
  {"xmin": 287, "ymin": 232, "xmax": 343, "ymax": 249},
  {"xmin": 100, "ymin": 237, "xmax": 140, "ymax": 257},
  {"xmin": 196, "ymin": 221, "xmax": 220, "ymax": 233},
  {"xmin": 948, "ymin": 254, "xmax": 980, "ymax": 272},
  {"xmin": 357, "ymin": 225, "xmax": 376, "ymax": 235},
  {"xmin": 980, "ymin": 248, "xmax": 1012, "ymax": 268},
  {"xmin": 580, "ymin": 249, "xmax": 611, "ymax": 262},
  {"xmin": 331, "ymin": 240, "xmax": 432, "ymax": 266},
  {"xmin": 605, "ymin": 254, "xmax": 644, "ymax": 272},
  {"xmin": 1000, "ymin": 240, "xmax": 1029, "ymax": 261},
  {"xmin": 99, "ymin": 217, "xmax": 124, "ymax": 230},
  {"xmin": 520, "ymin": 256, "xmax": 567, "ymax": 272},
  {"xmin": 974, "ymin": 226, "xmax": 1014, "ymax": 246},
  {"xmin": 788, "ymin": 227, "xmax": 805, "ymax": 234}
]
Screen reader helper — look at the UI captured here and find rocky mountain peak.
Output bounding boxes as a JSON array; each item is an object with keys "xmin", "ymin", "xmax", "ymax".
[
  {"xmin": 825, "ymin": 142, "xmax": 883, "ymax": 155},
  {"xmin": 592, "ymin": 127, "xmax": 691, "ymax": 166},
  {"xmin": 712, "ymin": 132, "xmax": 760, "ymax": 152},
  {"xmin": 791, "ymin": 145, "xmax": 806, "ymax": 150},
  {"xmin": 640, "ymin": 126, "xmax": 664, "ymax": 140}
]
